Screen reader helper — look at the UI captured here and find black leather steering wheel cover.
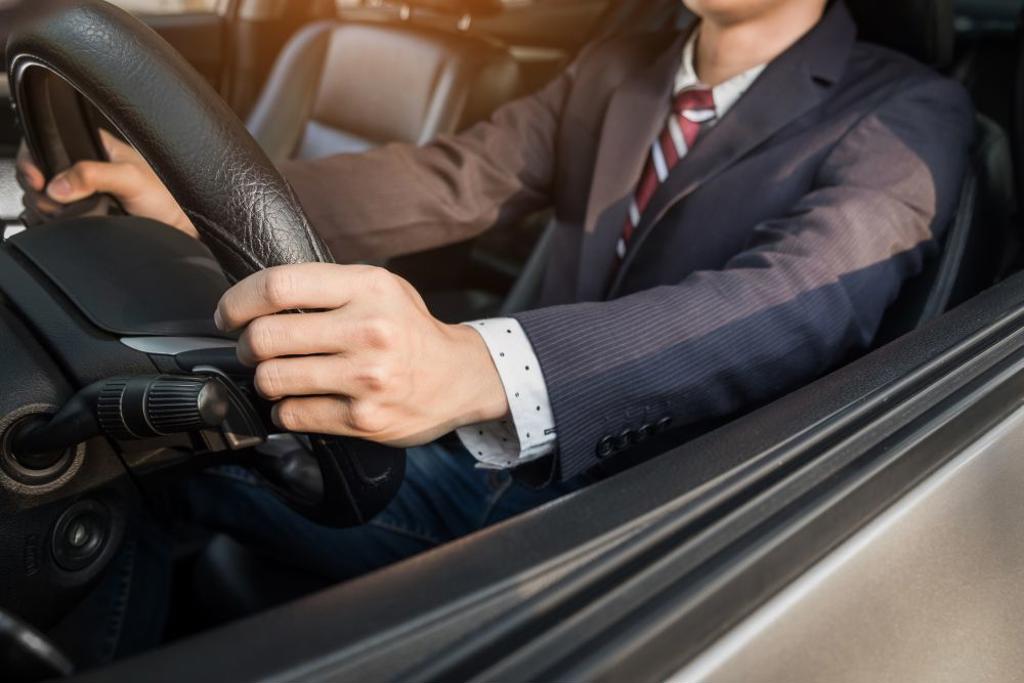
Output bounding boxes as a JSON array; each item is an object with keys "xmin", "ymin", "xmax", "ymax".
[
  {"xmin": 6, "ymin": 0, "xmax": 331, "ymax": 279},
  {"xmin": 6, "ymin": 0, "xmax": 405, "ymax": 528}
]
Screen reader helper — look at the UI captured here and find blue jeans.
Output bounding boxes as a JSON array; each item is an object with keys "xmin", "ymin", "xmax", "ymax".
[
  {"xmin": 174, "ymin": 440, "xmax": 582, "ymax": 580},
  {"xmin": 53, "ymin": 440, "xmax": 583, "ymax": 668}
]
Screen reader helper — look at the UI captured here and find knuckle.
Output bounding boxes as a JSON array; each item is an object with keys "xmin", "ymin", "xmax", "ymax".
[
  {"xmin": 73, "ymin": 162, "xmax": 95, "ymax": 186},
  {"xmin": 253, "ymin": 361, "xmax": 282, "ymax": 398},
  {"xmin": 216, "ymin": 301, "xmax": 236, "ymax": 329},
  {"xmin": 262, "ymin": 268, "xmax": 297, "ymax": 308},
  {"xmin": 360, "ymin": 363, "xmax": 392, "ymax": 393},
  {"xmin": 347, "ymin": 400, "xmax": 385, "ymax": 434},
  {"xmin": 247, "ymin": 318, "xmax": 281, "ymax": 360},
  {"xmin": 362, "ymin": 266, "xmax": 396, "ymax": 293},
  {"xmin": 361, "ymin": 317, "xmax": 396, "ymax": 349},
  {"xmin": 275, "ymin": 401, "xmax": 304, "ymax": 431}
]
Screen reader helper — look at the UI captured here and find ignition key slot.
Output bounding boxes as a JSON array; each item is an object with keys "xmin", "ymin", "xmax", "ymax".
[
  {"xmin": 0, "ymin": 408, "xmax": 76, "ymax": 487},
  {"xmin": 51, "ymin": 499, "xmax": 110, "ymax": 572}
]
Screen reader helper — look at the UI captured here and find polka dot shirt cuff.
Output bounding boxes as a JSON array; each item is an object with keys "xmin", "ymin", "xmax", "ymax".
[{"xmin": 456, "ymin": 318, "xmax": 557, "ymax": 469}]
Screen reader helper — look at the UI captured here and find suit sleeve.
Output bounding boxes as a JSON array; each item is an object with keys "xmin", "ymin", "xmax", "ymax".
[
  {"xmin": 514, "ymin": 77, "xmax": 976, "ymax": 481},
  {"xmin": 277, "ymin": 64, "xmax": 575, "ymax": 262}
]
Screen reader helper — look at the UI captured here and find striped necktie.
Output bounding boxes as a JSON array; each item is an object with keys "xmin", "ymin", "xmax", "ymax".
[{"xmin": 617, "ymin": 87, "xmax": 716, "ymax": 259}]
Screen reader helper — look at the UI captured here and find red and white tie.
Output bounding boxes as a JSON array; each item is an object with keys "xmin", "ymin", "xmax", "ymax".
[{"xmin": 617, "ymin": 87, "xmax": 716, "ymax": 259}]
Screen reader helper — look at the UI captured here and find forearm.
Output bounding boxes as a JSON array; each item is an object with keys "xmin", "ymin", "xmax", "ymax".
[
  {"xmin": 451, "ymin": 236, "xmax": 916, "ymax": 480},
  {"xmin": 451, "ymin": 224, "xmax": 910, "ymax": 478},
  {"xmin": 279, "ymin": 141, "xmax": 524, "ymax": 262},
  {"xmin": 279, "ymin": 71, "xmax": 571, "ymax": 262},
  {"xmin": 515, "ymin": 176, "xmax": 967, "ymax": 481},
  {"xmin": 514, "ymin": 249, "xmax": 916, "ymax": 480}
]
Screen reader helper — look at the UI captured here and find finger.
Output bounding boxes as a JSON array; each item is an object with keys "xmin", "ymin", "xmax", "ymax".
[
  {"xmin": 14, "ymin": 167, "xmax": 39, "ymax": 194},
  {"xmin": 15, "ymin": 144, "xmax": 45, "ymax": 192},
  {"xmin": 237, "ymin": 311, "xmax": 352, "ymax": 365},
  {"xmin": 46, "ymin": 160, "xmax": 142, "ymax": 203},
  {"xmin": 253, "ymin": 354, "xmax": 355, "ymax": 400},
  {"xmin": 98, "ymin": 129, "xmax": 145, "ymax": 166},
  {"xmin": 273, "ymin": 394, "xmax": 396, "ymax": 438},
  {"xmin": 21, "ymin": 187, "xmax": 64, "ymax": 216},
  {"xmin": 271, "ymin": 395, "xmax": 388, "ymax": 438},
  {"xmin": 215, "ymin": 263, "xmax": 373, "ymax": 332},
  {"xmin": 271, "ymin": 396, "xmax": 351, "ymax": 435}
]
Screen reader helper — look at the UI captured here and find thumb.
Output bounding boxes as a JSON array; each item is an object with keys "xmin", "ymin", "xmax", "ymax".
[{"xmin": 46, "ymin": 160, "xmax": 137, "ymax": 203}]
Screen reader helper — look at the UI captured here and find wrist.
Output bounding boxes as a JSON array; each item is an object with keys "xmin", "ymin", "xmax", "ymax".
[{"xmin": 444, "ymin": 323, "xmax": 510, "ymax": 427}]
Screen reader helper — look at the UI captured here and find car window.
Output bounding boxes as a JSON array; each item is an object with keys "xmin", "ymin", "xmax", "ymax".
[
  {"xmin": 954, "ymin": 0, "xmax": 1023, "ymax": 30},
  {"xmin": 108, "ymin": 0, "xmax": 219, "ymax": 13}
]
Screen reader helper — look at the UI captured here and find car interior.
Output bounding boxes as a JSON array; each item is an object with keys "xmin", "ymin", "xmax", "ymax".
[{"xmin": 1, "ymin": 0, "xmax": 1023, "ymax": 678}]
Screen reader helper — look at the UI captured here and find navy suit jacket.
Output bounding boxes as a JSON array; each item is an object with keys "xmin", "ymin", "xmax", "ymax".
[{"xmin": 282, "ymin": 1, "xmax": 974, "ymax": 481}]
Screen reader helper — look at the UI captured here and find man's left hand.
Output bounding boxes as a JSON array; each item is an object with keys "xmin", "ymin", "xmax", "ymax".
[{"xmin": 215, "ymin": 263, "xmax": 510, "ymax": 446}]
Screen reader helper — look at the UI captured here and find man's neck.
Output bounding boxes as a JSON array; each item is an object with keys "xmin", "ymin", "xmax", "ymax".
[{"xmin": 695, "ymin": 2, "xmax": 826, "ymax": 86}]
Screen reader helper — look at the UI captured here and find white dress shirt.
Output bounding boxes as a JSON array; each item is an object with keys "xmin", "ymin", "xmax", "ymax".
[{"xmin": 458, "ymin": 30, "xmax": 766, "ymax": 469}]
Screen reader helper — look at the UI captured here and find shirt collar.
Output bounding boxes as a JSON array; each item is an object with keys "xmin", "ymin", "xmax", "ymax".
[{"xmin": 674, "ymin": 28, "xmax": 767, "ymax": 120}]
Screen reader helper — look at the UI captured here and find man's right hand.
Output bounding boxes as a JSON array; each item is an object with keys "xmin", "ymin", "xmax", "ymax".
[{"xmin": 15, "ymin": 129, "xmax": 198, "ymax": 238}]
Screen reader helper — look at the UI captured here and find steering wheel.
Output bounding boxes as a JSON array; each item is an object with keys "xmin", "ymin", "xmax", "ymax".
[{"xmin": 1, "ymin": 0, "xmax": 405, "ymax": 631}]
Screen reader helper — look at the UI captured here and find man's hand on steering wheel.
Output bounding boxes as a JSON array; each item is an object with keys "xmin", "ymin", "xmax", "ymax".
[
  {"xmin": 18, "ymin": 131, "xmax": 511, "ymax": 449},
  {"xmin": 15, "ymin": 129, "xmax": 197, "ymax": 238},
  {"xmin": 215, "ymin": 263, "xmax": 510, "ymax": 447}
]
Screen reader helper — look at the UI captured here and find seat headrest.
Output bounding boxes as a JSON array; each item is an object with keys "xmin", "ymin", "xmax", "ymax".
[{"xmin": 845, "ymin": 0, "xmax": 954, "ymax": 69}]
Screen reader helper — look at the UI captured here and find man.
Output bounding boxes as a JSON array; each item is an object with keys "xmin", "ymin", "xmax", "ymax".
[{"xmin": 21, "ymin": 0, "xmax": 971, "ymax": 624}]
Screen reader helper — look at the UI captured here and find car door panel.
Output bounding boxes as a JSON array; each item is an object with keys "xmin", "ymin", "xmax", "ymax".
[{"xmin": 672, "ymin": 404, "xmax": 1024, "ymax": 683}]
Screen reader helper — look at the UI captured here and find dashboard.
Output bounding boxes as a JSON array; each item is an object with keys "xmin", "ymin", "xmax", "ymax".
[{"xmin": 0, "ymin": 216, "xmax": 238, "ymax": 628}]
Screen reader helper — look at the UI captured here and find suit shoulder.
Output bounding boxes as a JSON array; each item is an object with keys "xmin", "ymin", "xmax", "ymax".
[
  {"xmin": 845, "ymin": 42, "xmax": 969, "ymax": 102},
  {"xmin": 833, "ymin": 42, "xmax": 973, "ymax": 130}
]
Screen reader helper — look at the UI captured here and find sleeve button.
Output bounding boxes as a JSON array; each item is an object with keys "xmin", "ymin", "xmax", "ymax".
[
  {"xmin": 615, "ymin": 429, "xmax": 634, "ymax": 450},
  {"xmin": 635, "ymin": 423, "xmax": 655, "ymax": 443},
  {"xmin": 596, "ymin": 436, "xmax": 615, "ymax": 459},
  {"xmin": 655, "ymin": 416, "xmax": 674, "ymax": 433}
]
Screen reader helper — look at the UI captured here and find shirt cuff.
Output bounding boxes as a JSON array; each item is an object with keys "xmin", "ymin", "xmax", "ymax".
[{"xmin": 456, "ymin": 318, "xmax": 557, "ymax": 469}]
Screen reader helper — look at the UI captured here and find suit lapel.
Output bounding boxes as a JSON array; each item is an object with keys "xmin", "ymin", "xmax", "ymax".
[
  {"xmin": 606, "ymin": 0, "xmax": 857, "ymax": 297},
  {"xmin": 576, "ymin": 29, "xmax": 691, "ymax": 302}
]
